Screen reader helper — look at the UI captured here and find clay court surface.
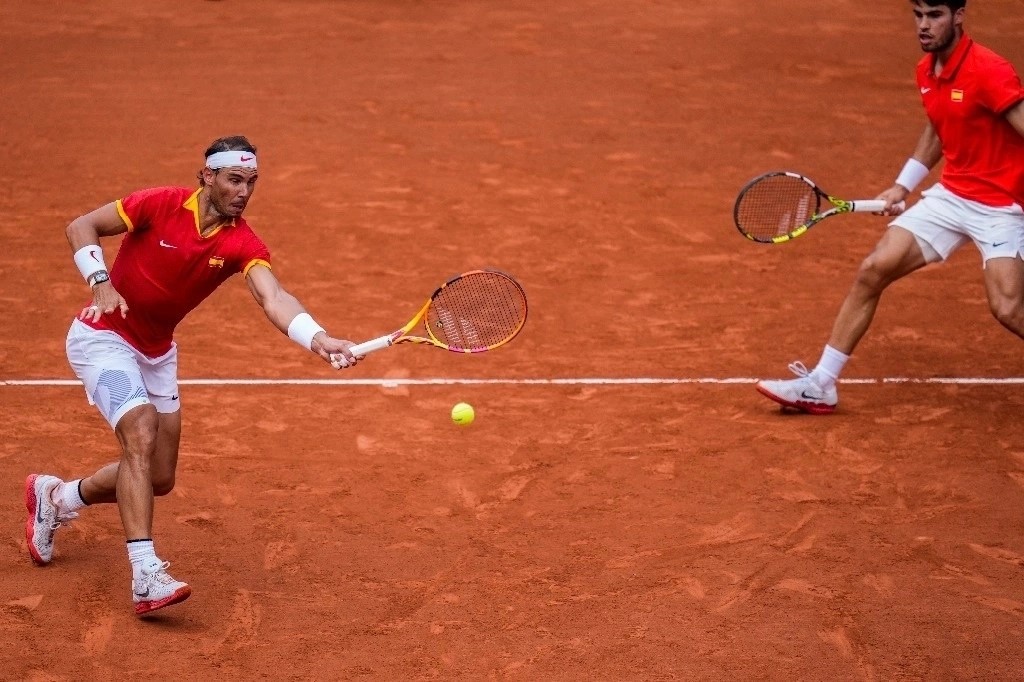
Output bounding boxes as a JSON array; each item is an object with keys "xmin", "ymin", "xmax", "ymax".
[{"xmin": 3, "ymin": 1, "xmax": 1024, "ymax": 679}]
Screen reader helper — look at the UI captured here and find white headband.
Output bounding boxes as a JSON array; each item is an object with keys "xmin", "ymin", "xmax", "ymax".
[{"xmin": 205, "ymin": 151, "xmax": 257, "ymax": 170}]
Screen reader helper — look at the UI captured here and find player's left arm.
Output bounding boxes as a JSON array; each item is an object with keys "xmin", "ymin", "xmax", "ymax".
[
  {"xmin": 245, "ymin": 263, "xmax": 358, "ymax": 368},
  {"xmin": 877, "ymin": 121, "xmax": 943, "ymax": 215},
  {"xmin": 1005, "ymin": 99, "xmax": 1024, "ymax": 139}
]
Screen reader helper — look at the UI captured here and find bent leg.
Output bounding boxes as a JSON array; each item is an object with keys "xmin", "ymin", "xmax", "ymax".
[
  {"xmin": 114, "ymin": 404, "xmax": 160, "ymax": 540},
  {"xmin": 756, "ymin": 227, "xmax": 932, "ymax": 414},
  {"xmin": 151, "ymin": 410, "xmax": 181, "ymax": 496},
  {"xmin": 983, "ymin": 255, "xmax": 1024, "ymax": 339},
  {"xmin": 826, "ymin": 226, "xmax": 931, "ymax": 354},
  {"xmin": 78, "ymin": 410, "xmax": 182, "ymax": 504}
]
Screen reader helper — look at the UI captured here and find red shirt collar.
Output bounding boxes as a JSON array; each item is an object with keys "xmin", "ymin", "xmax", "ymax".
[
  {"xmin": 929, "ymin": 33, "xmax": 973, "ymax": 81},
  {"xmin": 183, "ymin": 187, "xmax": 237, "ymax": 239}
]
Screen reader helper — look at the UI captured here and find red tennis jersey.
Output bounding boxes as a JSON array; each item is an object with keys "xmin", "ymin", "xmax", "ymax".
[
  {"xmin": 917, "ymin": 35, "xmax": 1024, "ymax": 207},
  {"xmin": 80, "ymin": 186, "xmax": 271, "ymax": 357}
]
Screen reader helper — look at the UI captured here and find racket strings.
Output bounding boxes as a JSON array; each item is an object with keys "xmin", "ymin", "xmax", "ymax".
[
  {"xmin": 735, "ymin": 175, "xmax": 820, "ymax": 240},
  {"xmin": 427, "ymin": 271, "xmax": 527, "ymax": 351}
]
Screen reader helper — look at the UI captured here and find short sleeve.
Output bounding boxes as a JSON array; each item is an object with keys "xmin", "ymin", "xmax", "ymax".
[
  {"xmin": 979, "ymin": 58, "xmax": 1024, "ymax": 114},
  {"xmin": 116, "ymin": 187, "xmax": 179, "ymax": 232},
  {"xmin": 237, "ymin": 231, "xmax": 272, "ymax": 278}
]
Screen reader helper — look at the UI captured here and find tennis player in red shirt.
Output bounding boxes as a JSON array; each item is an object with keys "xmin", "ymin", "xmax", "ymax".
[
  {"xmin": 25, "ymin": 135, "xmax": 360, "ymax": 615},
  {"xmin": 758, "ymin": 0, "xmax": 1024, "ymax": 414}
]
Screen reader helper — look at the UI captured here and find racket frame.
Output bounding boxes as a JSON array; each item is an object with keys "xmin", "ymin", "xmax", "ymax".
[
  {"xmin": 734, "ymin": 171, "xmax": 887, "ymax": 244},
  {"xmin": 346, "ymin": 269, "xmax": 527, "ymax": 357}
]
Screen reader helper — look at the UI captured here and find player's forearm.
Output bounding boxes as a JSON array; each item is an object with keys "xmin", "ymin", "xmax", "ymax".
[
  {"xmin": 891, "ymin": 125, "xmax": 943, "ymax": 197},
  {"xmin": 66, "ymin": 217, "xmax": 103, "ymax": 252},
  {"xmin": 910, "ymin": 124, "xmax": 943, "ymax": 169},
  {"xmin": 262, "ymin": 290, "xmax": 308, "ymax": 336},
  {"xmin": 261, "ymin": 289, "xmax": 331, "ymax": 352},
  {"xmin": 66, "ymin": 217, "xmax": 112, "ymax": 288}
]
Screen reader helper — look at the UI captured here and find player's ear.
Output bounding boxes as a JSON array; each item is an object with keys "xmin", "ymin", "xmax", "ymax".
[
  {"xmin": 200, "ymin": 167, "xmax": 217, "ymax": 186},
  {"xmin": 953, "ymin": 7, "xmax": 964, "ymax": 28}
]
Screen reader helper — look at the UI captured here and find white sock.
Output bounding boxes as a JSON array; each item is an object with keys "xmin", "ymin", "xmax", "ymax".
[
  {"xmin": 127, "ymin": 540, "xmax": 161, "ymax": 583},
  {"xmin": 53, "ymin": 479, "xmax": 88, "ymax": 514},
  {"xmin": 809, "ymin": 345, "xmax": 849, "ymax": 390}
]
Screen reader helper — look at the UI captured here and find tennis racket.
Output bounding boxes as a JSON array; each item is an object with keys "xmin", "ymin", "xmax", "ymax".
[
  {"xmin": 734, "ymin": 171, "xmax": 899, "ymax": 244},
  {"xmin": 335, "ymin": 269, "xmax": 527, "ymax": 365}
]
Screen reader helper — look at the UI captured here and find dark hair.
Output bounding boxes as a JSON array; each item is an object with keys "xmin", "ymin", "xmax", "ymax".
[
  {"xmin": 916, "ymin": 0, "xmax": 966, "ymax": 10},
  {"xmin": 198, "ymin": 135, "xmax": 257, "ymax": 185}
]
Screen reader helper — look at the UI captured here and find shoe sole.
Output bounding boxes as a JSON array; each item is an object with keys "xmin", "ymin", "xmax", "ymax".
[
  {"xmin": 24, "ymin": 475, "xmax": 47, "ymax": 566},
  {"xmin": 756, "ymin": 385, "xmax": 836, "ymax": 415},
  {"xmin": 134, "ymin": 585, "xmax": 192, "ymax": 616}
]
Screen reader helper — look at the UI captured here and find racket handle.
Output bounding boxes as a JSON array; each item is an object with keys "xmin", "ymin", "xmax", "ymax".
[
  {"xmin": 349, "ymin": 335, "xmax": 394, "ymax": 356},
  {"xmin": 850, "ymin": 200, "xmax": 886, "ymax": 213},
  {"xmin": 851, "ymin": 200, "xmax": 905, "ymax": 213}
]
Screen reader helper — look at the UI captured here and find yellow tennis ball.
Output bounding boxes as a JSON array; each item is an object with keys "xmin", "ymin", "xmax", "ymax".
[{"xmin": 451, "ymin": 402, "xmax": 475, "ymax": 426}]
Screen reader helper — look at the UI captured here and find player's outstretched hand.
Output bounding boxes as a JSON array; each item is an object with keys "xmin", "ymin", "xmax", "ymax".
[
  {"xmin": 875, "ymin": 185, "xmax": 909, "ymax": 216},
  {"xmin": 79, "ymin": 282, "xmax": 129, "ymax": 322},
  {"xmin": 312, "ymin": 334, "xmax": 362, "ymax": 370}
]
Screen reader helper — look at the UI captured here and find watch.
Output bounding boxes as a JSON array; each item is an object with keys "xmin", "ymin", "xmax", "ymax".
[{"xmin": 88, "ymin": 270, "xmax": 110, "ymax": 287}]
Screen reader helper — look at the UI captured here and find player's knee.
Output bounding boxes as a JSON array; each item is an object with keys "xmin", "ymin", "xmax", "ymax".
[
  {"xmin": 988, "ymin": 296, "xmax": 1022, "ymax": 328},
  {"xmin": 152, "ymin": 474, "xmax": 176, "ymax": 497},
  {"xmin": 854, "ymin": 254, "xmax": 890, "ymax": 292},
  {"xmin": 116, "ymin": 407, "xmax": 160, "ymax": 461}
]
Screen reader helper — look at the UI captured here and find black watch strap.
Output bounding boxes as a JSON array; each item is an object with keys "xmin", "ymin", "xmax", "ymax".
[{"xmin": 88, "ymin": 271, "xmax": 110, "ymax": 287}]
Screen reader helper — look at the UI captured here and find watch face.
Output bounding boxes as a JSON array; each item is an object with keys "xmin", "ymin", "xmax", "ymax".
[{"xmin": 91, "ymin": 271, "xmax": 109, "ymax": 285}]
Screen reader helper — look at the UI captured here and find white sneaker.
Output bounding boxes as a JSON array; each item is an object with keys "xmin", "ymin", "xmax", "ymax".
[
  {"xmin": 133, "ymin": 561, "xmax": 191, "ymax": 616},
  {"xmin": 25, "ymin": 474, "xmax": 78, "ymax": 565},
  {"xmin": 756, "ymin": 362, "xmax": 838, "ymax": 415}
]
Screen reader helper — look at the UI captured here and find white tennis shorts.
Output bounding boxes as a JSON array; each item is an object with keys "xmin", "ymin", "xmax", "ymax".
[
  {"xmin": 891, "ymin": 183, "xmax": 1024, "ymax": 266},
  {"xmin": 65, "ymin": 319, "xmax": 180, "ymax": 429}
]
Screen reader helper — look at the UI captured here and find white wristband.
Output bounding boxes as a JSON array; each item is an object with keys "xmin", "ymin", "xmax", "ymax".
[
  {"xmin": 287, "ymin": 313, "xmax": 326, "ymax": 351},
  {"xmin": 895, "ymin": 158, "xmax": 930, "ymax": 193},
  {"xmin": 73, "ymin": 245, "xmax": 107, "ymax": 282}
]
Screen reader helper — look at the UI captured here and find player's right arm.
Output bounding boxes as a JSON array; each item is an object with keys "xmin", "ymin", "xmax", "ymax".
[
  {"xmin": 1005, "ymin": 100, "xmax": 1024, "ymax": 140},
  {"xmin": 877, "ymin": 122, "xmax": 944, "ymax": 215},
  {"xmin": 66, "ymin": 202, "xmax": 130, "ymax": 322}
]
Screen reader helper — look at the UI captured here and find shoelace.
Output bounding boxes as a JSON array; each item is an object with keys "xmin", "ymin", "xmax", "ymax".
[
  {"xmin": 49, "ymin": 511, "xmax": 80, "ymax": 531},
  {"xmin": 787, "ymin": 361, "xmax": 811, "ymax": 378},
  {"xmin": 150, "ymin": 561, "xmax": 177, "ymax": 585},
  {"xmin": 785, "ymin": 360, "xmax": 830, "ymax": 397}
]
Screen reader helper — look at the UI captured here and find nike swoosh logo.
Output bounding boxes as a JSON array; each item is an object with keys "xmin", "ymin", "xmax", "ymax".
[
  {"xmin": 171, "ymin": 395, "xmax": 179, "ymax": 401},
  {"xmin": 134, "ymin": 587, "xmax": 150, "ymax": 598},
  {"xmin": 920, "ymin": 87, "xmax": 931, "ymax": 94},
  {"xmin": 800, "ymin": 391, "xmax": 820, "ymax": 400},
  {"xmin": 159, "ymin": 240, "xmax": 177, "ymax": 249},
  {"xmin": 35, "ymin": 494, "xmax": 46, "ymax": 524},
  {"xmin": 89, "ymin": 249, "xmax": 101, "ymax": 262},
  {"xmin": 993, "ymin": 241, "xmax": 1008, "ymax": 247},
  {"xmin": 240, "ymin": 155, "xmax": 254, "ymax": 162}
]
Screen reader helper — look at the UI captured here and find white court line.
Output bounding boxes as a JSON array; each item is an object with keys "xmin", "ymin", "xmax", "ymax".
[{"xmin": 2, "ymin": 377, "xmax": 1024, "ymax": 386}]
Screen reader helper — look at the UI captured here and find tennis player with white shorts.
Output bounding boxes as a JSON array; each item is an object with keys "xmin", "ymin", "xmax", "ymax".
[
  {"xmin": 25, "ymin": 135, "xmax": 361, "ymax": 616},
  {"xmin": 757, "ymin": 0, "xmax": 1024, "ymax": 414}
]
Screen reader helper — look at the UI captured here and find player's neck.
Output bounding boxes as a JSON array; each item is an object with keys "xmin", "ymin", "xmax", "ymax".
[
  {"xmin": 197, "ymin": 189, "xmax": 233, "ymax": 235},
  {"xmin": 932, "ymin": 31, "xmax": 962, "ymax": 76}
]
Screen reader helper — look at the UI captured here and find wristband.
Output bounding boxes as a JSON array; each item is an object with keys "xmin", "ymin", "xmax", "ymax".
[
  {"xmin": 287, "ymin": 313, "xmax": 326, "ymax": 351},
  {"xmin": 895, "ymin": 158, "xmax": 929, "ymax": 193},
  {"xmin": 74, "ymin": 245, "xmax": 107, "ymax": 282}
]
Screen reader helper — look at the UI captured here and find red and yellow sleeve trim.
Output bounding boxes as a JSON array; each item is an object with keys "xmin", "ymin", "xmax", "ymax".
[
  {"xmin": 243, "ymin": 259, "xmax": 271, "ymax": 278},
  {"xmin": 115, "ymin": 199, "xmax": 135, "ymax": 231}
]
